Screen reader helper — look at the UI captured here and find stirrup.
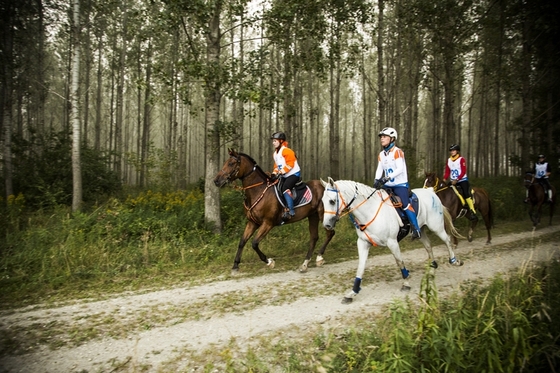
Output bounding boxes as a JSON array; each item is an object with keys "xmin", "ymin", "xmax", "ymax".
[
  {"xmin": 282, "ymin": 211, "xmax": 294, "ymax": 221},
  {"xmin": 469, "ymin": 212, "xmax": 478, "ymax": 221},
  {"xmin": 411, "ymin": 230, "xmax": 421, "ymax": 240}
]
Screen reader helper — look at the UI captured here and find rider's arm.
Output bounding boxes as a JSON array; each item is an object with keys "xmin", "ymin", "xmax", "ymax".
[
  {"xmin": 278, "ymin": 147, "xmax": 297, "ymax": 174},
  {"xmin": 443, "ymin": 162, "xmax": 451, "ymax": 182},
  {"xmin": 375, "ymin": 153, "xmax": 384, "ymax": 180},
  {"xmin": 389, "ymin": 149, "xmax": 406, "ymax": 180},
  {"xmin": 456, "ymin": 157, "xmax": 467, "ymax": 180}
]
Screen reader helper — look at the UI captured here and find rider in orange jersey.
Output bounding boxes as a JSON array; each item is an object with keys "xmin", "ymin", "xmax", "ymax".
[{"xmin": 271, "ymin": 132, "xmax": 301, "ymax": 220}]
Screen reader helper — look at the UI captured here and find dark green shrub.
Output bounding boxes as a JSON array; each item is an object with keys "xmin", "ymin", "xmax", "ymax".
[{"xmin": 5, "ymin": 130, "xmax": 121, "ymax": 209}]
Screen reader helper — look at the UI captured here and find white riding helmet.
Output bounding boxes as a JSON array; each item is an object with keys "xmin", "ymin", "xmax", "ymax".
[{"xmin": 378, "ymin": 127, "xmax": 398, "ymax": 141}]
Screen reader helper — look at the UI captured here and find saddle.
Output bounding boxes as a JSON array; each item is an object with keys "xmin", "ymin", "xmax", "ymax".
[
  {"xmin": 384, "ymin": 187, "xmax": 419, "ymax": 242},
  {"xmin": 273, "ymin": 180, "xmax": 313, "ymax": 209}
]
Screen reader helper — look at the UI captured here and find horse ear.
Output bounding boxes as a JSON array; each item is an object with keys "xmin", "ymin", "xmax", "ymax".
[
  {"xmin": 320, "ymin": 178, "xmax": 327, "ymax": 188},
  {"xmin": 327, "ymin": 176, "xmax": 335, "ymax": 186}
]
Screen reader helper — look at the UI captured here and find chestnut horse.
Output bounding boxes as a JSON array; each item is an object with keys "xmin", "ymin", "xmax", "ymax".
[
  {"xmin": 423, "ymin": 172, "xmax": 493, "ymax": 246},
  {"xmin": 213, "ymin": 149, "xmax": 335, "ymax": 273},
  {"xmin": 524, "ymin": 172, "xmax": 555, "ymax": 228}
]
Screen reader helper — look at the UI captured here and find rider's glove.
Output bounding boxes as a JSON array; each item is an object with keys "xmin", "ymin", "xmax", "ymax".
[
  {"xmin": 374, "ymin": 177, "xmax": 389, "ymax": 189},
  {"xmin": 451, "ymin": 179, "xmax": 457, "ymax": 186},
  {"xmin": 270, "ymin": 173, "xmax": 278, "ymax": 181},
  {"xmin": 382, "ymin": 176, "xmax": 391, "ymax": 184}
]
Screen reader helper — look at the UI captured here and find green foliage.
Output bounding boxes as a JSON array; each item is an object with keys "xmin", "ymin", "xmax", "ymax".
[
  {"xmin": 0, "ymin": 188, "xmax": 216, "ymax": 304},
  {"xmin": 4, "ymin": 130, "xmax": 121, "ymax": 209}
]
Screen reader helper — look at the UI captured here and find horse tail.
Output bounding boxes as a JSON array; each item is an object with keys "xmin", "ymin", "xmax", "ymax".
[
  {"xmin": 488, "ymin": 196, "xmax": 495, "ymax": 228},
  {"xmin": 443, "ymin": 206, "xmax": 466, "ymax": 239},
  {"xmin": 478, "ymin": 188, "xmax": 495, "ymax": 228}
]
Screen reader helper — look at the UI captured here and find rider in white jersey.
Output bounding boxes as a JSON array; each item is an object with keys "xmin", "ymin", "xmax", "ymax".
[
  {"xmin": 525, "ymin": 154, "xmax": 552, "ymax": 203},
  {"xmin": 374, "ymin": 127, "xmax": 422, "ymax": 239}
]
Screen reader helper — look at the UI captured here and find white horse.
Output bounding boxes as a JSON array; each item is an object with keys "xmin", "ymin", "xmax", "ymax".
[{"xmin": 320, "ymin": 177, "xmax": 464, "ymax": 303}]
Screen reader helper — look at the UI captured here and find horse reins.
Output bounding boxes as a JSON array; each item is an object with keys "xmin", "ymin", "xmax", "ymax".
[{"xmin": 326, "ymin": 183, "xmax": 391, "ymax": 246}]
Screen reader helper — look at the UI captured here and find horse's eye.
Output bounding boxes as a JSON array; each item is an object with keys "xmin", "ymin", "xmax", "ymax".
[{"xmin": 329, "ymin": 199, "xmax": 335, "ymax": 206}]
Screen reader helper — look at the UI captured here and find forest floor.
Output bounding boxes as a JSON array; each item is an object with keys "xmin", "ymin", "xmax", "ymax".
[{"xmin": 1, "ymin": 224, "xmax": 560, "ymax": 373}]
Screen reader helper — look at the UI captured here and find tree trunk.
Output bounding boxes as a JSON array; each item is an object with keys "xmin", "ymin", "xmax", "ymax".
[
  {"xmin": 71, "ymin": 0, "xmax": 82, "ymax": 212},
  {"xmin": 94, "ymin": 31, "xmax": 103, "ymax": 151},
  {"xmin": 377, "ymin": 0, "xmax": 385, "ymax": 129},
  {"xmin": 204, "ymin": 0, "xmax": 222, "ymax": 233},
  {"xmin": 1, "ymin": 1, "xmax": 14, "ymax": 200},
  {"xmin": 140, "ymin": 40, "xmax": 152, "ymax": 187}
]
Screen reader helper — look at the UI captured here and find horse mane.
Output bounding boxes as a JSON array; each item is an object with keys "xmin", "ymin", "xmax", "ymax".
[
  {"xmin": 238, "ymin": 152, "xmax": 270, "ymax": 179},
  {"xmin": 335, "ymin": 180, "xmax": 375, "ymax": 196}
]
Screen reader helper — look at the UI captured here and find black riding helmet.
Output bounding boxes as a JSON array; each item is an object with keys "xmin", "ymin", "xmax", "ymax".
[
  {"xmin": 271, "ymin": 132, "xmax": 287, "ymax": 141},
  {"xmin": 449, "ymin": 144, "xmax": 460, "ymax": 151}
]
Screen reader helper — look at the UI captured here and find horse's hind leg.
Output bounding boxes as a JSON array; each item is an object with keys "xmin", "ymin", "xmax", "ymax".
[
  {"xmin": 417, "ymin": 231, "xmax": 439, "ymax": 269},
  {"xmin": 431, "ymin": 229, "xmax": 463, "ymax": 267},
  {"xmin": 300, "ymin": 213, "xmax": 336, "ymax": 272}
]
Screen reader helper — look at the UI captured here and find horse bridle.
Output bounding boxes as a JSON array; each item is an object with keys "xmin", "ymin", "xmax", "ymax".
[
  {"xmin": 220, "ymin": 154, "xmax": 257, "ymax": 183},
  {"xmin": 423, "ymin": 175, "xmax": 441, "ymax": 192},
  {"xmin": 325, "ymin": 182, "xmax": 375, "ymax": 220}
]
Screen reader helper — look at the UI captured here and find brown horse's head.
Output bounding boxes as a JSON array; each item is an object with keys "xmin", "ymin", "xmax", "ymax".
[
  {"xmin": 424, "ymin": 172, "xmax": 442, "ymax": 190},
  {"xmin": 214, "ymin": 149, "xmax": 242, "ymax": 187},
  {"xmin": 523, "ymin": 171, "xmax": 534, "ymax": 189}
]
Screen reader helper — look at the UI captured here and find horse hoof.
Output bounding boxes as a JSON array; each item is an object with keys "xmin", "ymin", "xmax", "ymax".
[
  {"xmin": 316, "ymin": 255, "xmax": 325, "ymax": 267},
  {"xmin": 267, "ymin": 258, "xmax": 275, "ymax": 269},
  {"xmin": 401, "ymin": 285, "xmax": 411, "ymax": 292},
  {"xmin": 450, "ymin": 259, "xmax": 464, "ymax": 266},
  {"xmin": 299, "ymin": 264, "xmax": 308, "ymax": 273},
  {"xmin": 430, "ymin": 260, "xmax": 438, "ymax": 269},
  {"xmin": 231, "ymin": 269, "xmax": 240, "ymax": 276},
  {"xmin": 468, "ymin": 236, "xmax": 473, "ymax": 242},
  {"xmin": 341, "ymin": 297, "xmax": 353, "ymax": 304},
  {"xmin": 486, "ymin": 241, "xmax": 491, "ymax": 245}
]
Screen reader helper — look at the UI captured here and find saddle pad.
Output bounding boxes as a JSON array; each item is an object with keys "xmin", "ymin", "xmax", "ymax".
[{"xmin": 274, "ymin": 183, "xmax": 313, "ymax": 209}]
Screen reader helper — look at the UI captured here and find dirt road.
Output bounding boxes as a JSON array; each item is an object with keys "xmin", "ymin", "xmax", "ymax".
[{"xmin": 1, "ymin": 225, "xmax": 559, "ymax": 372}]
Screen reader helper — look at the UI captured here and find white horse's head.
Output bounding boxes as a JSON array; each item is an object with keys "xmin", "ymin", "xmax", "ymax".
[{"xmin": 320, "ymin": 177, "xmax": 341, "ymax": 230}]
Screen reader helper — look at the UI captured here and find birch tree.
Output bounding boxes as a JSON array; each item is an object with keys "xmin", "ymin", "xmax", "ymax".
[{"xmin": 71, "ymin": 0, "xmax": 83, "ymax": 212}]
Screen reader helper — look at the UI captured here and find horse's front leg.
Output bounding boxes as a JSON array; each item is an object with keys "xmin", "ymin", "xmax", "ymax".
[
  {"xmin": 342, "ymin": 238, "xmax": 371, "ymax": 304},
  {"xmin": 386, "ymin": 238, "xmax": 411, "ymax": 291},
  {"xmin": 467, "ymin": 218, "xmax": 478, "ymax": 242},
  {"xmin": 232, "ymin": 221, "xmax": 259, "ymax": 274},
  {"xmin": 249, "ymin": 221, "xmax": 276, "ymax": 269}
]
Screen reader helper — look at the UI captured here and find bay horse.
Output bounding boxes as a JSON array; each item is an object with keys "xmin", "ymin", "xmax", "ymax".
[
  {"xmin": 524, "ymin": 172, "xmax": 555, "ymax": 228},
  {"xmin": 321, "ymin": 178, "xmax": 464, "ymax": 304},
  {"xmin": 213, "ymin": 149, "xmax": 335, "ymax": 273},
  {"xmin": 423, "ymin": 172, "xmax": 493, "ymax": 246}
]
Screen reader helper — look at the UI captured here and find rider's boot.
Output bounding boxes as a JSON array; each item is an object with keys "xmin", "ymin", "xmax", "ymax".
[
  {"xmin": 466, "ymin": 197, "xmax": 478, "ymax": 221},
  {"xmin": 404, "ymin": 207, "xmax": 421, "ymax": 240},
  {"xmin": 283, "ymin": 191, "xmax": 296, "ymax": 221}
]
